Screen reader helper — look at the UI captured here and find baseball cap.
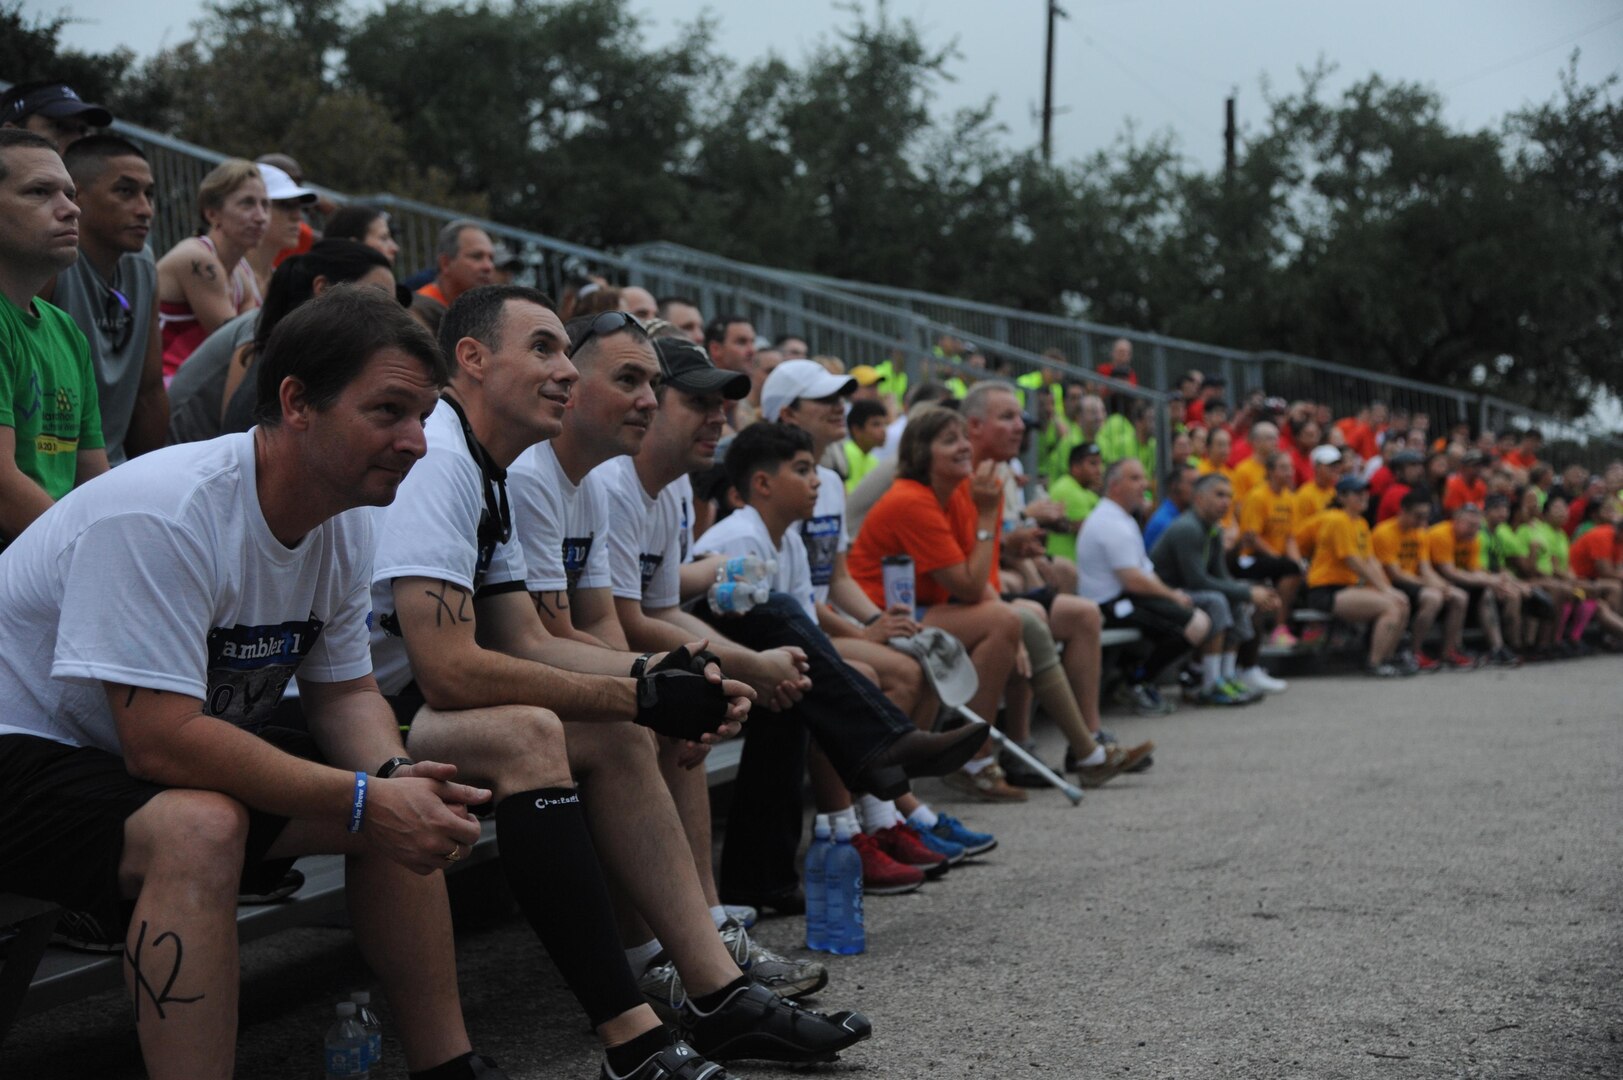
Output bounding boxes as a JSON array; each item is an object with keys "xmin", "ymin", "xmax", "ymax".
[
  {"xmin": 652, "ymin": 337, "xmax": 750, "ymax": 400},
  {"xmin": 1462, "ymin": 450, "xmax": 1490, "ymax": 466},
  {"xmin": 849, "ymin": 364, "xmax": 883, "ymax": 387},
  {"xmin": 1391, "ymin": 451, "xmax": 1424, "ymax": 467},
  {"xmin": 1310, "ymin": 445, "xmax": 1342, "ymax": 466},
  {"xmin": 256, "ymin": 163, "xmax": 318, "ymax": 205},
  {"xmin": 760, "ymin": 359, "xmax": 857, "ymax": 421},
  {"xmin": 2, "ymin": 82, "xmax": 112, "ymax": 128},
  {"xmin": 1335, "ymin": 475, "xmax": 1369, "ymax": 494}
]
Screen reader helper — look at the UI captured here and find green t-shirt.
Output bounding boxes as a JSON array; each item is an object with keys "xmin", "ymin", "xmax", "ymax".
[
  {"xmin": 842, "ymin": 438, "xmax": 880, "ymax": 492},
  {"xmin": 1045, "ymin": 474, "xmax": 1101, "ymax": 561},
  {"xmin": 1493, "ymin": 522, "xmax": 1531, "ymax": 572},
  {"xmin": 1525, "ymin": 520, "xmax": 1568, "ymax": 575},
  {"xmin": 0, "ymin": 293, "xmax": 104, "ymax": 504}
]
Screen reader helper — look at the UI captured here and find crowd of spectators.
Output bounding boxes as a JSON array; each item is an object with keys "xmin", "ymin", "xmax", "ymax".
[{"xmin": 2, "ymin": 80, "xmax": 1622, "ymax": 1080}]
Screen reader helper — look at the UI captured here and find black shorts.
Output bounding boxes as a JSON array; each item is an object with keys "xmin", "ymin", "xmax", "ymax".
[
  {"xmin": 1303, "ymin": 585, "xmax": 1343, "ymax": 612},
  {"xmin": 0, "ymin": 732, "xmax": 299, "ymax": 934},
  {"xmin": 1100, "ymin": 593, "xmax": 1196, "ymax": 640},
  {"xmin": 1000, "ymin": 585, "xmax": 1058, "ymax": 612},
  {"xmin": 1230, "ymin": 552, "xmax": 1303, "ymax": 583},
  {"xmin": 1394, "ymin": 579, "xmax": 1424, "ymax": 608},
  {"xmin": 386, "ymin": 680, "xmax": 428, "ymax": 731}
]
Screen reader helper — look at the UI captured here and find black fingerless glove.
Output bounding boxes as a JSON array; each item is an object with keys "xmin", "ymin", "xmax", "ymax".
[{"xmin": 635, "ymin": 662, "xmax": 727, "ymax": 740}]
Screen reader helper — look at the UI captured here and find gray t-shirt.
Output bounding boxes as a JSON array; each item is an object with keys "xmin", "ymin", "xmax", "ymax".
[
  {"xmin": 49, "ymin": 247, "xmax": 157, "ymax": 465},
  {"xmin": 167, "ymin": 310, "xmax": 257, "ymax": 444}
]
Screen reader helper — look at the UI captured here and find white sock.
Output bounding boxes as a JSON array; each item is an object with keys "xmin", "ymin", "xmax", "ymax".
[
  {"xmin": 907, "ymin": 803, "xmax": 939, "ymax": 829},
  {"xmin": 1077, "ymin": 745, "xmax": 1106, "ymax": 767},
  {"xmin": 625, "ymin": 937, "xmax": 663, "ymax": 974},
  {"xmin": 1221, "ymin": 652, "xmax": 1238, "ymax": 679},
  {"xmin": 1201, "ymin": 653, "xmax": 1223, "ymax": 689},
  {"xmin": 963, "ymin": 753, "xmax": 996, "ymax": 775},
  {"xmin": 856, "ymin": 794, "xmax": 901, "ymax": 831},
  {"xmin": 709, "ymin": 905, "xmax": 728, "ymax": 930},
  {"xmin": 830, "ymin": 806, "xmax": 860, "ymax": 837}
]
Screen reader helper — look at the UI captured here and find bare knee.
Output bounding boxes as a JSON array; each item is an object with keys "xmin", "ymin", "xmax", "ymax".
[
  {"xmin": 1184, "ymin": 608, "xmax": 1212, "ymax": 644},
  {"xmin": 494, "ymin": 705, "xmax": 571, "ymax": 791},
  {"xmin": 122, "ymin": 790, "xmax": 250, "ymax": 894}
]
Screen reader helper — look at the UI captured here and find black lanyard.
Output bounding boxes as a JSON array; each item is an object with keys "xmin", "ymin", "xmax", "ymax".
[{"xmin": 440, "ymin": 394, "xmax": 510, "ymax": 582}]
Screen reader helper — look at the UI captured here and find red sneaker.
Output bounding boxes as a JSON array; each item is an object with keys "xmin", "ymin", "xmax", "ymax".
[
  {"xmin": 1443, "ymin": 649, "xmax": 1478, "ymax": 670},
  {"xmin": 851, "ymin": 832, "xmax": 925, "ymax": 894},
  {"xmin": 872, "ymin": 824, "xmax": 950, "ymax": 879},
  {"xmin": 1414, "ymin": 653, "xmax": 1441, "ymax": 673}
]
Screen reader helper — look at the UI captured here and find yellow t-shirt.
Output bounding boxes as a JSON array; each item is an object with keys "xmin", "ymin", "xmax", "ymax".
[
  {"xmin": 1371, "ymin": 518, "xmax": 1427, "ymax": 576},
  {"xmin": 1295, "ymin": 481, "xmax": 1334, "ymax": 522},
  {"xmin": 1231, "ymin": 457, "xmax": 1267, "ymax": 506},
  {"xmin": 1426, "ymin": 521, "xmax": 1480, "ymax": 571},
  {"xmin": 1239, "ymin": 484, "xmax": 1298, "ymax": 555},
  {"xmin": 1307, "ymin": 509, "xmax": 1371, "ymax": 588}
]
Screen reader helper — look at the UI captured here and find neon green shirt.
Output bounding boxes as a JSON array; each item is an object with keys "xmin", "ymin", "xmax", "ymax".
[{"xmin": 1045, "ymin": 474, "xmax": 1101, "ymax": 561}]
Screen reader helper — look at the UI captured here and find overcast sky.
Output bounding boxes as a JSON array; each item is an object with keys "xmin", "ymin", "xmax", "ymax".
[{"xmin": 26, "ymin": 0, "xmax": 1623, "ymax": 170}]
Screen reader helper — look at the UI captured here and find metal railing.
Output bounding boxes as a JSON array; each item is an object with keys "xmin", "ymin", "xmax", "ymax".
[{"xmin": 33, "ymin": 86, "xmax": 1613, "ymax": 476}]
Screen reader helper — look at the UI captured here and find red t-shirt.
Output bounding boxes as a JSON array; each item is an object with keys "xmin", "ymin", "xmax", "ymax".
[
  {"xmin": 1368, "ymin": 464, "xmax": 1395, "ymax": 502},
  {"xmin": 1443, "ymin": 474, "xmax": 1486, "ymax": 512},
  {"xmin": 1335, "ymin": 418, "xmax": 1377, "ymax": 460},
  {"xmin": 848, "ymin": 478, "xmax": 997, "ymax": 607},
  {"xmin": 1568, "ymin": 525, "xmax": 1619, "ymax": 580},
  {"xmin": 1096, "ymin": 364, "xmax": 1139, "ymax": 387},
  {"xmin": 1375, "ymin": 482, "xmax": 1411, "ymax": 523}
]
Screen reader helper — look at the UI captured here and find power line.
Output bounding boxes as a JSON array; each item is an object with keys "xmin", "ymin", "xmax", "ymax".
[{"xmin": 1443, "ymin": 9, "xmax": 1623, "ymax": 90}]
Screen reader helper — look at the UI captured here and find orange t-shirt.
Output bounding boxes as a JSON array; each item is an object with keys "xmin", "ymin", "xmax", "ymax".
[
  {"xmin": 1426, "ymin": 521, "xmax": 1480, "ymax": 571},
  {"xmin": 848, "ymin": 478, "xmax": 993, "ymax": 607},
  {"xmin": 1307, "ymin": 509, "xmax": 1371, "ymax": 588},
  {"xmin": 1230, "ymin": 457, "xmax": 1267, "ymax": 507},
  {"xmin": 1443, "ymin": 474, "xmax": 1486, "ymax": 513},
  {"xmin": 1239, "ymin": 484, "xmax": 1298, "ymax": 555},
  {"xmin": 1568, "ymin": 524, "xmax": 1620, "ymax": 580},
  {"xmin": 1371, "ymin": 518, "xmax": 1428, "ymax": 576},
  {"xmin": 1294, "ymin": 481, "xmax": 1334, "ymax": 522},
  {"xmin": 1335, "ymin": 418, "xmax": 1378, "ymax": 460}
]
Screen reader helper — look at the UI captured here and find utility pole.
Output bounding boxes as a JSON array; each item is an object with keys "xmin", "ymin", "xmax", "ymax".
[
  {"xmin": 1223, "ymin": 94, "xmax": 1237, "ymax": 192},
  {"xmin": 1042, "ymin": 1, "xmax": 1068, "ymax": 163}
]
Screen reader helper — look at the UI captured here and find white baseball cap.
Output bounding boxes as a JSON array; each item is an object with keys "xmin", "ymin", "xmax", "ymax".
[
  {"xmin": 257, "ymin": 163, "xmax": 318, "ymax": 205},
  {"xmin": 760, "ymin": 360, "xmax": 857, "ymax": 422},
  {"xmin": 1310, "ymin": 445, "xmax": 1342, "ymax": 466}
]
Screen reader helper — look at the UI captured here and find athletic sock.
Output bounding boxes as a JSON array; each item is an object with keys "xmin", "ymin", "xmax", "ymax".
[
  {"xmin": 1221, "ymin": 652, "xmax": 1238, "ymax": 679},
  {"xmin": 907, "ymin": 803, "xmax": 939, "ymax": 829},
  {"xmin": 963, "ymin": 753, "xmax": 996, "ymax": 775},
  {"xmin": 624, "ymin": 937, "xmax": 663, "ymax": 974},
  {"xmin": 709, "ymin": 905, "xmax": 728, "ymax": 930},
  {"xmin": 1201, "ymin": 654, "xmax": 1223, "ymax": 689},
  {"xmin": 688, "ymin": 974, "xmax": 751, "ymax": 1015},
  {"xmin": 855, "ymin": 794, "xmax": 900, "ymax": 832},
  {"xmin": 830, "ymin": 805, "xmax": 860, "ymax": 837},
  {"xmin": 1075, "ymin": 745, "xmax": 1106, "ymax": 767},
  {"xmin": 1029, "ymin": 666, "xmax": 1098, "ymax": 756},
  {"xmin": 495, "ymin": 788, "xmax": 644, "ymax": 1027},
  {"xmin": 603, "ymin": 1026, "xmax": 676, "ymax": 1078}
]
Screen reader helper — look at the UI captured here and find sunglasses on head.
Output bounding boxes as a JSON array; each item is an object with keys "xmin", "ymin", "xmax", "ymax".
[{"xmin": 567, "ymin": 310, "xmax": 648, "ymax": 359}]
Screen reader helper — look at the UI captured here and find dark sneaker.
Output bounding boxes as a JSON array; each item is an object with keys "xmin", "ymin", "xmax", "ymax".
[
  {"xmin": 1118, "ymin": 682, "xmax": 1175, "ymax": 716},
  {"xmin": 1190, "ymin": 682, "xmax": 1249, "ymax": 707},
  {"xmin": 718, "ymin": 888, "xmax": 805, "ymax": 919},
  {"xmin": 602, "ymin": 1041, "xmax": 732, "ymax": 1080},
  {"xmin": 929, "ymin": 812, "xmax": 997, "ymax": 856},
  {"xmin": 50, "ymin": 909, "xmax": 123, "ymax": 953},
  {"xmin": 997, "ymin": 747, "xmax": 1051, "ymax": 788},
  {"xmin": 238, "ymin": 868, "xmax": 305, "ymax": 904},
  {"xmin": 1486, "ymin": 646, "xmax": 1523, "ymax": 668},
  {"xmin": 681, "ymin": 981, "xmax": 872, "ymax": 1064},
  {"xmin": 1365, "ymin": 662, "xmax": 1404, "ymax": 678},
  {"xmin": 468, "ymin": 1055, "xmax": 508, "ymax": 1078}
]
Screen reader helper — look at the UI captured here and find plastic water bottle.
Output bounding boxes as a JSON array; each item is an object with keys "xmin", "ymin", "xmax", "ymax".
[
  {"xmin": 717, "ymin": 554, "xmax": 776, "ymax": 585},
  {"xmin": 349, "ymin": 991, "xmax": 382, "ymax": 1072},
  {"xmin": 324, "ymin": 1001, "xmax": 370, "ymax": 1079},
  {"xmin": 708, "ymin": 580, "xmax": 769, "ymax": 615},
  {"xmin": 804, "ymin": 814, "xmax": 833, "ymax": 951},
  {"xmin": 824, "ymin": 818, "xmax": 866, "ymax": 955}
]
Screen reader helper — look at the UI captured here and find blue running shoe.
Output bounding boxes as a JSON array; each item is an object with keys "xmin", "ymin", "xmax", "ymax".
[
  {"xmin": 930, "ymin": 813, "xmax": 997, "ymax": 856},
  {"xmin": 904, "ymin": 821, "xmax": 965, "ymax": 865}
]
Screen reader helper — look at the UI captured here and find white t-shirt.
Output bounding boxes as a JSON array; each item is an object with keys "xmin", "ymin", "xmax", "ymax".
[
  {"xmin": 873, "ymin": 415, "xmax": 907, "ymax": 462},
  {"xmin": 694, "ymin": 504, "xmax": 816, "ymax": 619},
  {"xmin": 369, "ymin": 400, "xmax": 527, "ymax": 695},
  {"xmin": 1076, "ymin": 496, "xmax": 1155, "ymax": 604},
  {"xmin": 0, "ymin": 434, "xmax": 374, "ymax": 754},
  {"xmin": 603, "ymin": 457, "xmax": 691, "ymax": 610},
  {"xmin": 799, "ymin": 465, "xmax": 850, "ymax": 606},
  {"xmin": 509, "ymin": 441, "xmax": 613, "ymax": 595}
]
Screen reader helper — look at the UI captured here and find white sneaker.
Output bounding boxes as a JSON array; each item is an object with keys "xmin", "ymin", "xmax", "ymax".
[{"xmin": 1239, "ymin": 666, "xmax": 1287, "ymax": 694}]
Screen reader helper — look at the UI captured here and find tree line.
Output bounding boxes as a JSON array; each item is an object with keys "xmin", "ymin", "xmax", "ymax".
[{"xmin": 6, "ymin": 0, "xmax": 1619, "ymax": 416}]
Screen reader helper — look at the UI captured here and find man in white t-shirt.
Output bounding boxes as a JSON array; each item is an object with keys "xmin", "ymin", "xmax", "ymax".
[
  {"xmin": 507, "ymin": 318, "xmax": 830, "ymax": 1002},
  {"xmin": 0, "ymin": 288, "xmax": 512, "ymax": 1080},
  {"xmin": 610, "ymin": 342, "xmax": 987, "ymax": 914},
  {"xmin": 370, "ymin": 290, "xmax": 871, "ymax": 1072},
  {"xmin": 1077, "ymin": 457, "xmax": 1212, "ymax": 717}
]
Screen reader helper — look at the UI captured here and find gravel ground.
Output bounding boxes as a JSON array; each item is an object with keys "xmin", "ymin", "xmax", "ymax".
[{"xmin": 7, "ymin": 659, "xmax": 1621, "ymax": 1079}]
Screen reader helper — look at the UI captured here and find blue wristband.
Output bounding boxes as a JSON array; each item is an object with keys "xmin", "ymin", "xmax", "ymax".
[{"xmin": 348, "ymin": 771, "xmax": 368, "ymax": 833}]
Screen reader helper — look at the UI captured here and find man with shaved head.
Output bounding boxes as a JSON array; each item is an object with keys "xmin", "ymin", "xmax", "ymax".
[{"xmin": 619, "ymin": 284, "xmax": 657, "ymax": 323}]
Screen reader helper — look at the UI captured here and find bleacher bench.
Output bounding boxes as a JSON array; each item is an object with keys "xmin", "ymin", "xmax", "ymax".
[{"xmin": 0, "ymin": 739, "xmax": 746, "ymax": 1042}]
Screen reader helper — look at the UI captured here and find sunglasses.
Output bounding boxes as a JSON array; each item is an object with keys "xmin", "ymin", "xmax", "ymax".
[
  {"xmin": 100, "ymin": 286, "xmax": 133, "ymax": 353},
  {"xmin": 567, "ymin": 310, "xmax": 648, "ymax": 359}
]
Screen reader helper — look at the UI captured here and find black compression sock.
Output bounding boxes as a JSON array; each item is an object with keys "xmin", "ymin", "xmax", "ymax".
[
  {"xmin": 410, "ymin": 1052, "xmax": 479, "ymax": 1080},
  {"xmin": 604, "ymin": 1026, "xmax": 676, "ymax": 1077},
  {"xmin": 495, "ymin": 787, "xmax": 645, "ymax": 1027},
  {"xmin": 688, "ymin": 974, "xmax": 751, "ymax": 1015}
]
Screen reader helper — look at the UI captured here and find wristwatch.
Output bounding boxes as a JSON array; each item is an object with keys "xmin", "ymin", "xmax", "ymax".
[
  {"xmin": 376, "ymin": 757, "xmax": 415, "ymax": 779},
  {"xmin": 975, "ymin": 528, "xmax": 995, "ymax": 542},
  {"xmin": 629, "ymin": 652, "xmax": 656, "ymax": 679}
]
